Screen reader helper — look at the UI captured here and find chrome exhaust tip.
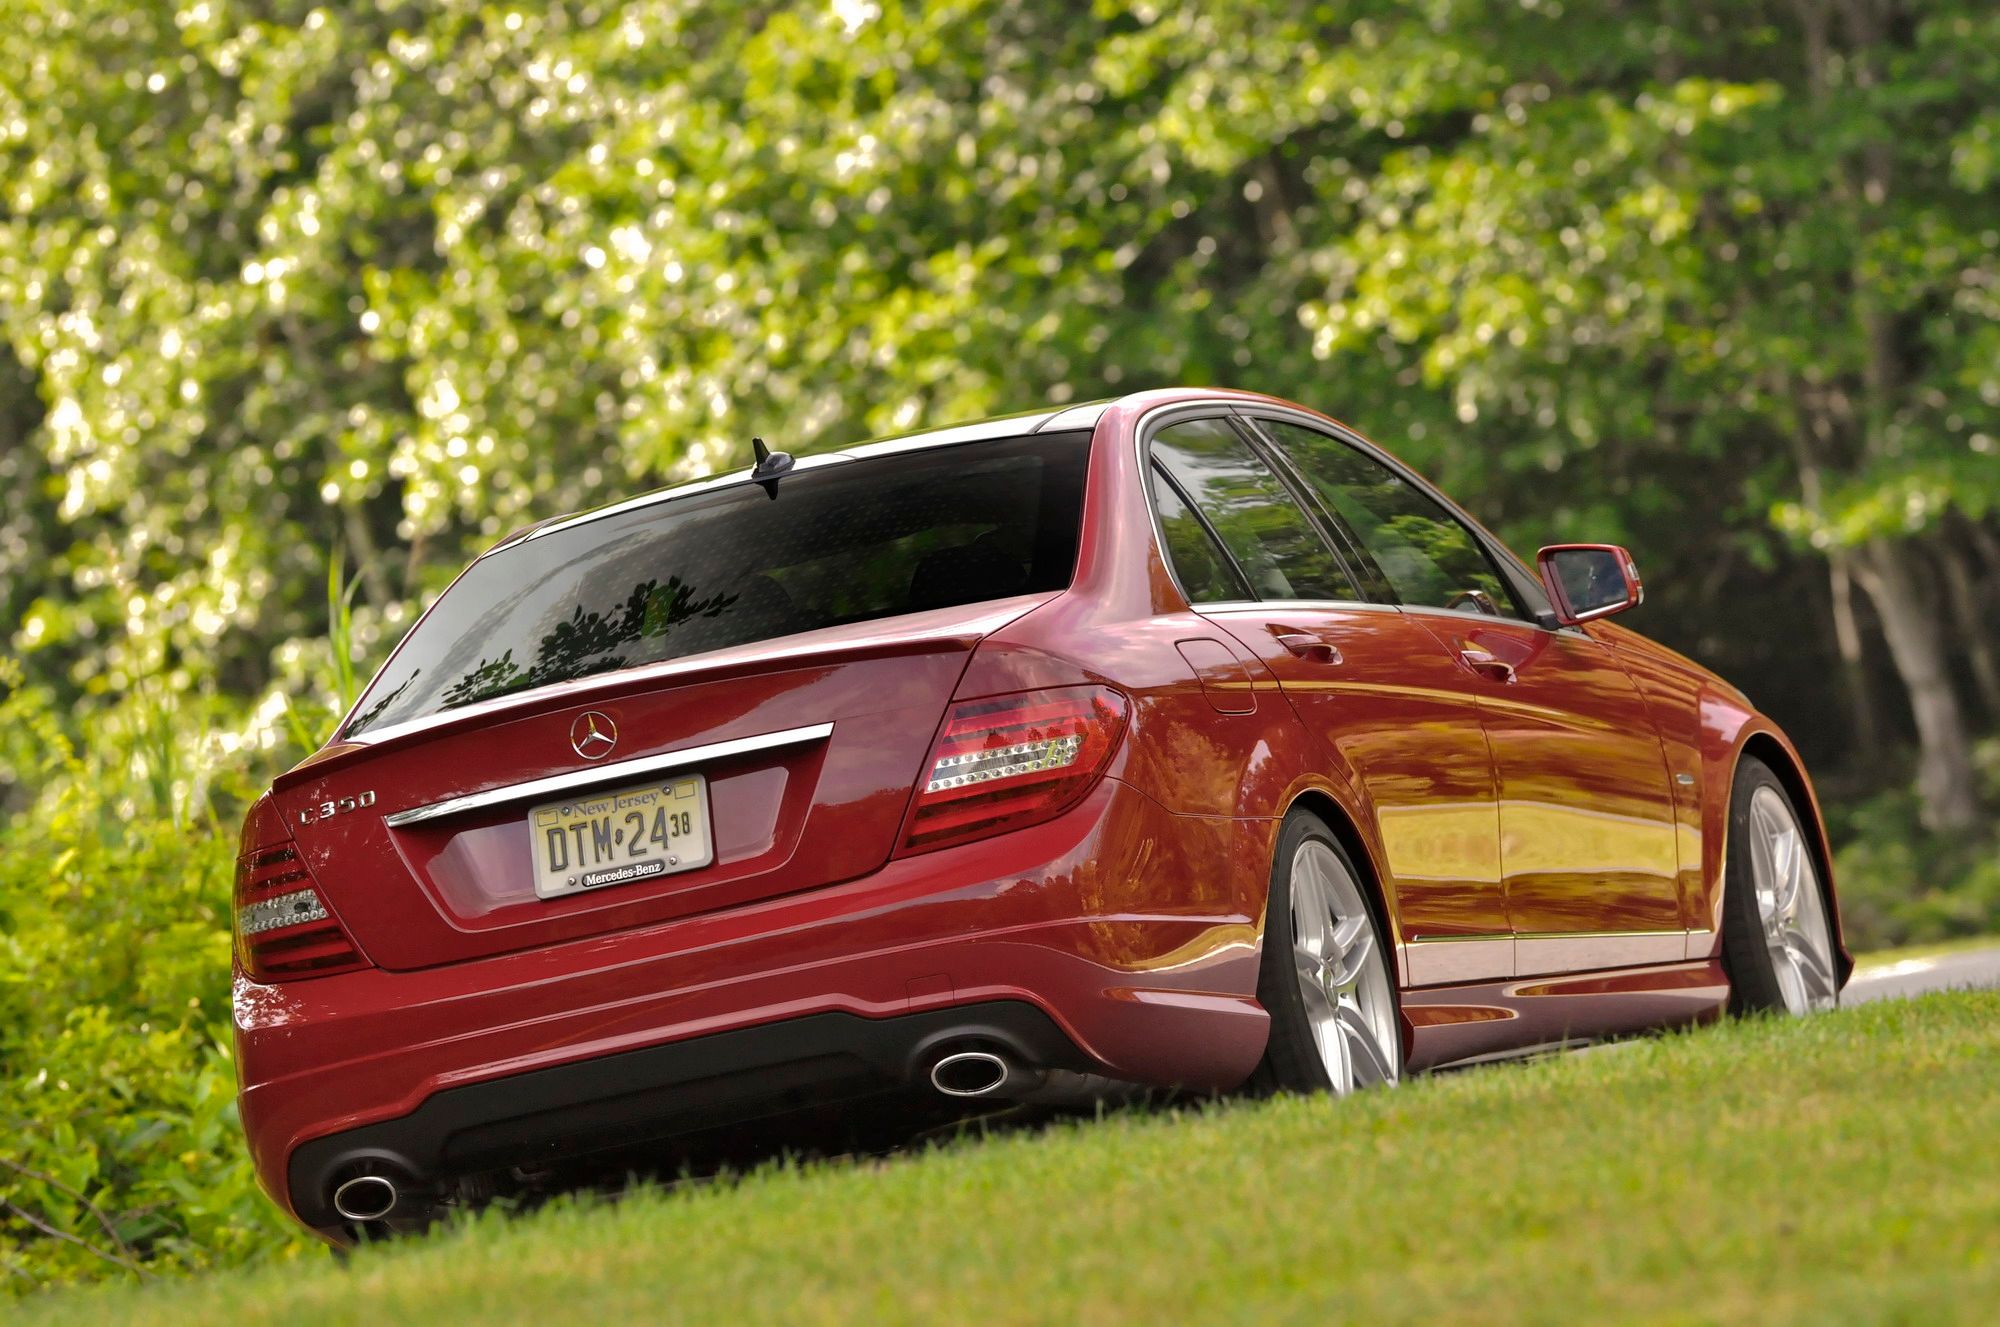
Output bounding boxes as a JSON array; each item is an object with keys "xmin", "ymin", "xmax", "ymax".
[
  {"xmin": 331, "ymin": 1174, "xmax": 399, "ymax": 1223},
  {"xmin": 927, "ymin": 1045, "xmax": 1132, "ymax": 1106},
  {"xmin": 930, "ymin": 1050, "xmax": 1012, "ymax": 1097}
]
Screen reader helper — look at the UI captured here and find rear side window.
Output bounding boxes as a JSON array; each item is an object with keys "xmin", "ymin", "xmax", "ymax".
[
  {"xmin": 1149, "ymin": 464, "xmax": 1254, "ymax": 604},
  {"xmin": 345, "ymin": 432, "xmax": 1091, "ymax": 736},
  {"xmin": 1258, "ymin": 419, "xmax": 1523, "ymax": 620},
  {"xmin": 1149, "ymin": 417, "xmax": 1359, "ymax": 602}
]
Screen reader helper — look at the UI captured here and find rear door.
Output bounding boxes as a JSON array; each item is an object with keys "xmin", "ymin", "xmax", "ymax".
[
  {"xmin": 1249, "ymin": 414, "xmax": 1686, "ymax": 976},
  {"xmin": 1143, "ymin": 413, "xmax": 1513, "ymax": 985}
]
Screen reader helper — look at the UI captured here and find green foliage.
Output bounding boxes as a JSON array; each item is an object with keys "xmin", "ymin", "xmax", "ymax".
[
  {"xmin": 1829, "ymin": 739, "xmax": 2000, "ymax": 951},
  {"xmin": 0, "ymin": 664, "xmax": 309, "ymax": 1290},
  {"xmin": 4, "ymin": 1, "xmax": 1997, "ymax": 712}
]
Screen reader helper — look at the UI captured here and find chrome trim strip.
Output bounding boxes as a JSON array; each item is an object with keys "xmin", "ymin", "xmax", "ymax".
[
  {"xmin": 1196, "ymin": 599, "xmax": 1404, "ymax": 616},
  {"xmin": 1398, "ymin": 602, "xmax": 1590, "ymax": 640},
  {"xmin": 382, "ymin": 722, "xmax": 836, "ymax": 828},
  {"xmin": 1507, "ymin": 928, "xmax": 1691, "ymax": 941},
  {"xmin": 1403, "ymin": 934, "xmax": 1516, "ymax": 986},
  {"xmin": 1398, "ymin": 603, "xmax": 1539, "ymax": 629},
  {"xmin": 1514, "ymin": 929, "xmax": 1692, "ymax": 977}
]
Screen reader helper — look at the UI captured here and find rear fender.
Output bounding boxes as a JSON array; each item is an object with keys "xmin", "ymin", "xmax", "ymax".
[
  {"xmin": 962, "ymin": 593, "xmax": 1340, "ymax": 936},
  {"xmin": 959, "ymin": 596, "xmax": 1328, "ymax": 822}
]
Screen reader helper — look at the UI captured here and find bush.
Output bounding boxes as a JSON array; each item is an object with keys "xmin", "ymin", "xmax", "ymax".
[
  {"xmin": 1826, "ymin": 741, "xmax": 2000, "ymax": 952},
  {"xmin": 0, "ymin": 668, "xmax": 310, "ymax": 1292}
]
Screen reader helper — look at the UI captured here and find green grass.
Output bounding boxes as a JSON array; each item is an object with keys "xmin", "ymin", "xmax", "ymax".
[{"xmin": 25, "ymin": 992, "xmax": 2000, "ymax": 1326}]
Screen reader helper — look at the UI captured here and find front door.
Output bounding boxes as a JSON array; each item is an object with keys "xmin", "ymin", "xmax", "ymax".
[
  {"xmin": 1410, "ymin": 614, "xmax": 1685, "ymax": 973},
  {"xmin": 1144, "ymin": 415, "xmax": 1513, "ymax": 985}
]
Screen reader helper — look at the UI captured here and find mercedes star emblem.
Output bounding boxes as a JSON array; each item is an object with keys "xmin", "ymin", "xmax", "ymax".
[{"xmin": 570, "ymin": 711, "xmax": 618, "ymax": 760}]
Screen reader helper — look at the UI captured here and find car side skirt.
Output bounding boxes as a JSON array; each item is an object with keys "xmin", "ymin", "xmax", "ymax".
[{"xmin": 1399, "ymin": 958, "xmax": 1728, "ymax": 1072}]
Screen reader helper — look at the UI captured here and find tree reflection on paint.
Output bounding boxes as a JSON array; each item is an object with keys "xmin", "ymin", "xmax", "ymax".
[{"xmin": 439, "ymin": 576, "xmax": 737, "ymax": 710}]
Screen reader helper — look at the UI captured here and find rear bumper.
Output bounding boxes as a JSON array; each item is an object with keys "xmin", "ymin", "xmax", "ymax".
[
  {"xmin": 236, "ymin": 776, "xmax": 1272, "ymax": 1229},
  {"xmin": 286, "ymin": 1001, "xmax": 1087, "ymax": 1232}
]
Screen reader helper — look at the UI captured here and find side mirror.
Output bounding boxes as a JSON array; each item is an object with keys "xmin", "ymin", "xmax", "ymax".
[{"xmin": 1537, "ymin": 544, "xmax": 1643, "ymax": 625}]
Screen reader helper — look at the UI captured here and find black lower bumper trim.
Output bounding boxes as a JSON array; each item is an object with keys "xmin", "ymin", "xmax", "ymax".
[{"xmin": 286, "ymin": 1001, "xmax": 1092, "ymax": 1231}]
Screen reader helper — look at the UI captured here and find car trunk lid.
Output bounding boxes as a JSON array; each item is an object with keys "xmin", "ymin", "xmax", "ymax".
[{"xmin": 274, "ymin": 597, "xmax": 1047, "ymax": 970}]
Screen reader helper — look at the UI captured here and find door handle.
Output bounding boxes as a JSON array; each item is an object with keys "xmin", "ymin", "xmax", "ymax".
[
  {"xmin": 1271, "ymin": 631, "xmax": 1343, "ymax": 665},
  {"xmin": 1459, "ymin": 647, "xmax": 1515, "ymax": 683}
]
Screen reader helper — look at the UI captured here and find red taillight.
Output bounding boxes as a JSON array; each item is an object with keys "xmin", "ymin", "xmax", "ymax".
[
  {"xmin": 234, "ymin": 833, "xmax": 369, "ymax": 982},
  {"xmin": 898, "ymin": 685, "xmax": 1129, "ymax": 855}
]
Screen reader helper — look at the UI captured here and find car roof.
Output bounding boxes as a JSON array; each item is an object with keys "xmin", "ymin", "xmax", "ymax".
[{"xmin": 493, "ymin": 396, "xmax": 1124, "ymax": 551}]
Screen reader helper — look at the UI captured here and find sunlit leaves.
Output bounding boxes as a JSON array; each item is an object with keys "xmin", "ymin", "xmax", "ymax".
[{"xmin": 1, "ymin": 0, "xmax": 1995, "ymax": 723}]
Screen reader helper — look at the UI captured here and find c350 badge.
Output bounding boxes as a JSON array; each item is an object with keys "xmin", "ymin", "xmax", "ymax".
[{"xmin": 297, "ymin": 790, "xmax": 377, "ymax": 825}]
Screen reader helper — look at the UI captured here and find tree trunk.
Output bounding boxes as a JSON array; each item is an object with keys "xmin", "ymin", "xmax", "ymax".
[
  {"xmin": 1854, "ymin": 539, "xmax": 1981, "ymax": 831},
  {"xmin": 1824, "ymin": 551, "xmax": 1886, "ymax": 760},
  {"xmin": 1967, "ymin": 519, "xmax": 2000, "ymax": 584},
  {"xmin": 1937, "ymin": 538, "xmax": 2000, "ymax": 721}
]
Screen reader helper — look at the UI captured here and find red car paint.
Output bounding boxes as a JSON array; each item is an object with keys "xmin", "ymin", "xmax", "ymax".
[{"xmin": 233, "ymin": 387, "xmax": 1847, "ymax": 1239}]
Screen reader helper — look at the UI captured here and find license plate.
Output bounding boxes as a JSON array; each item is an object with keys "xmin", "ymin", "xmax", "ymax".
[{"xmin": 530, "ymin": 776, "xmax": 713, "ymax": 900}]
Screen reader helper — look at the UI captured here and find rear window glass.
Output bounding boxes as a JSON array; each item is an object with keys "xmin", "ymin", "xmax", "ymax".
[{"xmin": 344, "ymin": 432, "xmax": 1091, "ymax": 736}]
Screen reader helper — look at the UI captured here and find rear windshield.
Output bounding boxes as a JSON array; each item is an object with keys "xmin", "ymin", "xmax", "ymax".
[{"xmin": 343, "ymin": 431, "xmax": 1092, "ymax": 737}]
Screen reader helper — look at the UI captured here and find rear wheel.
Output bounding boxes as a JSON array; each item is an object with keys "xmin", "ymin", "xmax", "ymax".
[
  {"xmin": 1253, "ymin": 812, "xmax": 1402, "ymax": 1094},
  {"xmin": 1720, "ymin": 758, "xmax": 1840, "ymax": 1015}
]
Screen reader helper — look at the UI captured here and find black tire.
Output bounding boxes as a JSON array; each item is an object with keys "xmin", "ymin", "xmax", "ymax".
[
  {"xmin": 1251, "ymin": 810, "xmax": 1402, "ymax": 1094},
  {"xmin": 1719, "ymin": 757, "xmax": 1841, "ymax": 1015}
]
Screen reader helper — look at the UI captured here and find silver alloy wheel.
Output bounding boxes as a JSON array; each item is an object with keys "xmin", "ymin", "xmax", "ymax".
[
  {"xmin": 1747, "ymin": 784, "xmax": 1839, "ymax": 1014},
  {"xmin": 1288, "ymin": 840, "xmax": 1400, "ymax": 1092}
]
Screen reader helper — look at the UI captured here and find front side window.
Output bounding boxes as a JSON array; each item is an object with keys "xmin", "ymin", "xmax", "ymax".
[
  {"xmin": 1258, "ymin": 419, "xmax": 1523, "ymax": 620},
  {"xmin": 345, "ymin": 432, "xmax": 1091, "ymax": 736},
  {"xmin": 1149, "ymin": 417, "xmax": 1359, "ymax": 602}
]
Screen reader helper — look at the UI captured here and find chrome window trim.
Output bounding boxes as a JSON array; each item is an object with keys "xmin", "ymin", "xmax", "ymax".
[
  {"xmin": 1400, "ymin": 604, "xmax": 1548, "ymax": 629},
  {"xmin": 1194, "ymin": 599, "xmax": 1403, "ymax": 616},
  {"xmin": 382, "ymin": 722, "xmax": 836, "ymax": 828},
  {"xmin": 1402, "ymin": 603, "xmax": 1594, "ymax": 640}
]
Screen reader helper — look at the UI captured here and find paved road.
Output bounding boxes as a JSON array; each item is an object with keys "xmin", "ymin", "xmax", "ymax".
[{"xmin": 1845, "ymin": 946, "xmax": 2000, "ymax": 1004}]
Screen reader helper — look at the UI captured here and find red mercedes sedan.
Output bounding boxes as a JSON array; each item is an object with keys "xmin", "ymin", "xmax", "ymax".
[{"xmin": 233, "ymin": 388, "xmax": 1847, "ymax": 1242}]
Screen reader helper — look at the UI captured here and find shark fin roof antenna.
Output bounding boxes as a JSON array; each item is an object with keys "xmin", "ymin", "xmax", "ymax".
[{"xmin": 749, "ymin": 436, "xmax": 795, "ymax": 497}]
